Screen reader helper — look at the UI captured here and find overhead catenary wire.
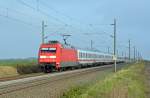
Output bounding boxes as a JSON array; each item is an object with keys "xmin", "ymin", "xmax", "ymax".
[
  {"xmin": 37, "ymin": 0, "xmax": 109, "ymax": 36},
  {"xmin": 16, "ymin": 0, "xmax": 68, "ymax": 25},
  {"xmin": 0, "ymin": 12, "xmax": 40, "ymax": 28},
  {"xmin": 0, "ymin": 0, "xmax": 135, "ymax": 57},
  {"xmin": 16, "ymin": 0, "xmax": 112, "ymax": 39},
  {"xmin": 0, "ymin": 5, "xmax": 45, "ymax": 27},
  {"xmin": 17, "ymin": 0, "xmax": 90, "ymax": 36}
]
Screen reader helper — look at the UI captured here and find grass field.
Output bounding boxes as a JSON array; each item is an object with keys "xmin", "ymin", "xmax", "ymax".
[
  {"xmin": 62, "ymin": 62, "xmax": 146, "ymax": 98},
  {"xmin": 0, "ymin": 58, "xmax": 39, "ymax": 77},
  {"xmin": 0, "ymin": 58, "xmax": 37, "ymax": 67},
  {"xmin": 0, "ymin": 66, "xmax": 19, "ymax": 78}
]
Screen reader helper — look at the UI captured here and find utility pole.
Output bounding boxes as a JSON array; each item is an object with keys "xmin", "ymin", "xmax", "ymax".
[
  {"xmin": 114, "ymin": 19, "xmax": 117, "ymax": 72},
  {"xmin": 111, "ymin": 19, "xmax": 117, "ymax": 72},
  {"xmin": 125, "ymin": 52, "xmax": 126, "ymax": 59},
  {"xmin": 128, "ymin": 40, "xmax": 131, "ymax": 61},
  {"xmin": 138, "ymin": 52, "xmax": 140, "ymax": 62},
  {"xmin": 122, "ymin": 51, "xmax": 124, "ymax": 57},
  {"xmin": 117, "ymin": 50, "xmax": 119, "ymax": 56},
  {"xmin": 107, "ymin": 46, "xmax": 110, "ymax": 54},
  {"xmin": 42, "ymin": 21, "xmax": 45, "ymax": 44},
  {"xmin": 36, "ymin": 0, "xmax": 39, "ymax": 11},
  {"xmin": 91, "ymin": 40, "xmax": 93, "ymax": 50},
  {"xmin": 134, "ymin": 46, "xmax": 136, "ymax": 62},
  {"xmin": 42, "ymin": 21, "xmax": 47, "ymax": 44},
  {"xmin": 136, "ymin": 49, "xmax": 138, "ymax": 61}
]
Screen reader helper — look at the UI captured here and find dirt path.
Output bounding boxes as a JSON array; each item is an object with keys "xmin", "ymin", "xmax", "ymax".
[{"xmin": 145, "ymin": 62, "xmax": 150, "ymax": 98}]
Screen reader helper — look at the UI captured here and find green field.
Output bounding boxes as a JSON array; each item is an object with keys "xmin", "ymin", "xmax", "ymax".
[
  {"xmin": 0, "ymin": 58, "xmax": 37, "ymax": 67},
  {"xmin": 62, "ymin": 62, "xmax": 146, "ymax": 98}
]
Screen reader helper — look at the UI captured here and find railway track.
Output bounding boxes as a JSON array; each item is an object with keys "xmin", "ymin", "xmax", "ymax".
[
  {"xmin": 0, "ymin": 73, "xmax": 45, "ymax": 82},
  {"xmin": 0, "ymin": 65, "xmax": 112, "ymax": 96}
]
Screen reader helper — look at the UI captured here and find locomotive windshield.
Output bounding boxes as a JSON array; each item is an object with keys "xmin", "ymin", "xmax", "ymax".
[{"xmin": 41, "ymin": 48, "xmax": 56, "ymax": 53}]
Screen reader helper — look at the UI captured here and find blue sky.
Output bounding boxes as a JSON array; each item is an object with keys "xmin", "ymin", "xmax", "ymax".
[{"xmin": 0, "ymin": 0, "xmax": 149, "ymax": 60}]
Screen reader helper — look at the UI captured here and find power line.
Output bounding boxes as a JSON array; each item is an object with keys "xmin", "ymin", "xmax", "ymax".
[
  {"xmin": 39, "ymin": 1, "xmax": 106, "ymax": 35},
  {"xmin": 17, "ymin": 0, "xmax": 67, "ymax": 25},
  {"xmin": 17, "ymin": 0, "xmax": 88, "ymax": 36},
  {"xmin": 3, "ymin": 1, "xmax": 130, "ymax": 57},
  {"xmin": 0, "ymin": 12, "xmax": 39, "ymax": 27},
  {"xmin": 17, "ymin": 0, "xmax": 112, "ymax": 40},
  {"xmin": 40, "ymin": 0, "xmax": 97, "ymax": 28},
  {"xmin": 88, "ymin": 24, "xmax": 112, "ymax": 36},
  {"xmin": 0, "ymin": 6, "xmax": 40, "ymax": 27},
  {"xmin": 17, "ymin": 0, "xmax": 36, "ymax": 10},
  {"xmin": 39, "ymin": 1, "xmax": 73, "ymax": 21}
]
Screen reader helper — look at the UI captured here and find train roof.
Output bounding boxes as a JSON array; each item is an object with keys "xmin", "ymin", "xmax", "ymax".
[
  {"xmin": 42, "ymin": 40, "xmax": 113, "ymax": 56},
  {"xmin": 77, "ymin": 49, "xmax": 113, "ymax": 56}
]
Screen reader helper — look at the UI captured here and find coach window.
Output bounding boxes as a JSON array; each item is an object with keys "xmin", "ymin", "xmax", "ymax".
[
  {"xmin": 41, "ymin": 48, "xmax": 56, "ymax": 53},
  {"xmin": 86, "ymin": 53, "xmax": 87, "ymax": 58},
  {"xmin": 83, "ymin": 53, "xmax": 86, "ymax": 58},
  {"xmin": 79, "ymin": 52, "xmax": 80, "ymax": 58},
  {"xmin": 79, "ymin": 52, "xmax": 81, "ymax": 58},
  {"xmin": 80, "ymin": 52, "xmax": 81, "ymax": 58},
  {"xmin": 99, "ymin": 55, "xmax": 101, "ymax": 58},
  {"xmin": 86, "ymin": 53, "xmax": 88, "ymax": 58},
  {"xmin": 81, "ymin": 53, "xmax": 83, "ymax": 58},
  {"xmin": 82, "ymin": 53, "xmax": 84, "ymax": 58},
  {"xmin": 102, "ymin": 55, "xmax": 104, "ymax": 58},
  {"xmin": 92, "ymin": 54, "xmax": 94, "ymax": 58},
  {"xmin": 88, "ymin": 54, "xmax": 89, "ymax": 58}
]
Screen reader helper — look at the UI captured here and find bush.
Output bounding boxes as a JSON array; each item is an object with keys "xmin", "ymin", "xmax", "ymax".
[{"xmin": 16, "ymin": 64, "xmax": 42, "ymax": 74}]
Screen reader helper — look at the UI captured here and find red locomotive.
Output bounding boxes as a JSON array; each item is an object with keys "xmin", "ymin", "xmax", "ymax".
[
  {"xmin": 38, "ymin": 41, "xmax": 78, "ymax": 72},
  {"xmin": 38, "ymin": 40, "xmax": 125, "ymax": 72}
]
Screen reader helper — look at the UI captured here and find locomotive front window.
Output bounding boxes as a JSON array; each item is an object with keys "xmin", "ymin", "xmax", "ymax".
[{"xmin": 41, "ymin": 48, "xmax": 56, "ymax": 53}]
